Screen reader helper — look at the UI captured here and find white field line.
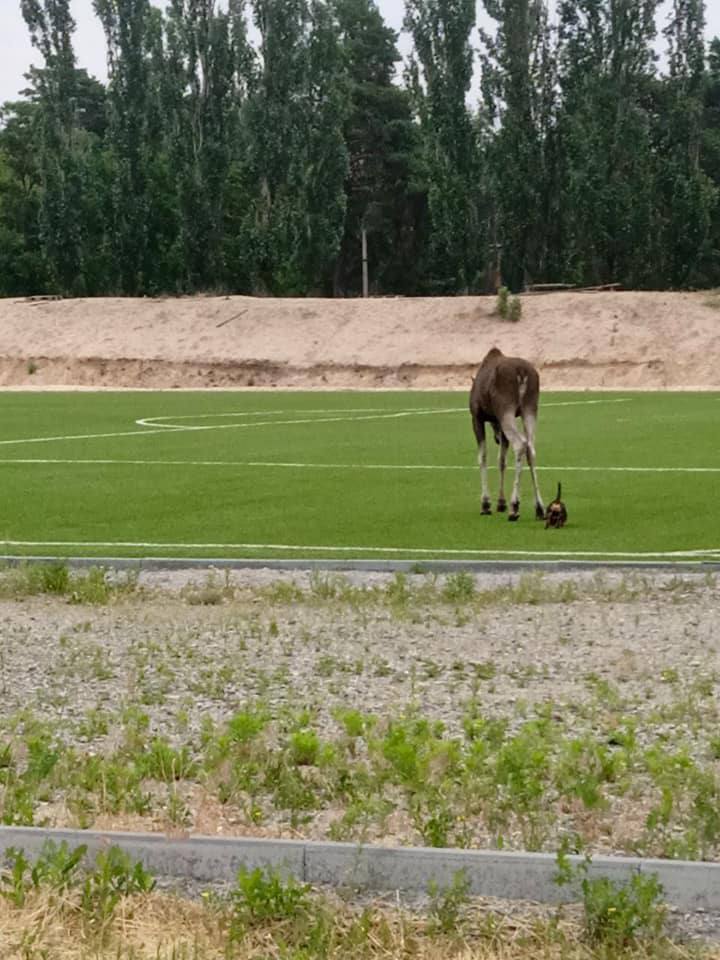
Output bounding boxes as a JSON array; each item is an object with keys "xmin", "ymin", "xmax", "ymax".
[
  {"xmin": 135, "ymin": 397, "xmax": 629, "ymax": 430},
  {"xmin": 0, "ymin": 457, "xmax": 718, "ymax": 474},
  {"xmin": 135, "ymin": 406, "xmax": 422, "ymax": 428},
  {"xmin": 0, "ymin": 539, "xmax": 718, "ymax": 559},
  {"xmin": 0, "ymin": 397, "xmax": 628, "ymax": 449},
  {"xmin": 0, "ymin": 407, "xmax": 459, "ymax": 447}
]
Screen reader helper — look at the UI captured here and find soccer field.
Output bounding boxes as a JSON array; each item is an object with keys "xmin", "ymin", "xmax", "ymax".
[{"xmin": 0, "ymin": 390, "xmax": 718, "ymax": 563}]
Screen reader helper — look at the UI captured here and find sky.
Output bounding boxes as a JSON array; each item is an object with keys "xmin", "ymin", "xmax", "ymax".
[{"xmin": 1, "ymin": 0, "xmax": 720, "ymax": 106}]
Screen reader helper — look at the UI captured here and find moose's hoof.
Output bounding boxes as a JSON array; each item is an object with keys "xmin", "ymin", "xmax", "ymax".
[
  {"xmin": 508, "ymin": 513, "xmax": 519, "ymax": 522},
  {"xmin": 509, "ymin": 501, "xmax": 520, "ymax": 521},
  {"xmin": 535, "ymin": 503, "xmax": 545, "ymax": 520},
  {"xmin": 497, "ymin": 498, "xmax": 507, "ymax": 513},
  {"xmin": 480, "ymin": 498, "xmax": 492, "ymax": 516}
]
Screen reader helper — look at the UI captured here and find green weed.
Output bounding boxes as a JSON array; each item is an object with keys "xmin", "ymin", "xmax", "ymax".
[
  {"xmin": 81, "ymin": 846, "xmax": 155, "ymax": 934},
  {"xmin": 427, "ymin": 869, "xmax": 471, "ymax": 936},
  {"xmin": 230, "ymin": 866, "xmax": 310, "ymax": 930},
  {"xmin": 441, "ymin": 571, "xmax": 476, "ymax": 603},
  {"xmin": 556, "ymin": 849, "xmax": 666, "ymax": 948}
]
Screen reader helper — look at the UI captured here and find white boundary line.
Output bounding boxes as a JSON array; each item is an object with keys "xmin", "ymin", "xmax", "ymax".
[
  {"xmin": 0, "ymin": 396, "xmax": 714, "ymax": 562},
  {"xmin": 1, "ymin": 540, "xmax": 718, "ymax": 559},
  {"xmin": 0, "ymin": 457, "xmax": 717, "ymax": 474}
]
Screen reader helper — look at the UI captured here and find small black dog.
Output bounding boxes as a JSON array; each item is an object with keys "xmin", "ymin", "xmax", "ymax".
[{"xmin": 545, "ymin": 483, "xmax": 568, "ymax": 529}]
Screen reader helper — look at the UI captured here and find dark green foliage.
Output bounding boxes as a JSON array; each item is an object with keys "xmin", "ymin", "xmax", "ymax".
[
  {"xmin": 0, "ymin": 100, "xmax": 48, "ymax": 295},
  {"xmin": 481, "ymin": 0, "xmax": 556, "ymax": 291},
  {"xmin": 405, "ymin": 0, "xmax": 485, "ymax": 291},
  {"xmin": 4, "ymin": 0, "xmax": 720, "ymax": 295},
  {"xmin": 20, "ymin": 0, "xmax": 87, "ymax": 293},
  {"xmin": 333, "ymin": 0, "xmax": 423, "ymax": 295}
]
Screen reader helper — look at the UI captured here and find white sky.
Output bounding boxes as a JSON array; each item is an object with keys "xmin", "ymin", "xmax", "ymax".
[{"xmin": 1, "ymin": 0, "xmax": 719, "ymax": 105}]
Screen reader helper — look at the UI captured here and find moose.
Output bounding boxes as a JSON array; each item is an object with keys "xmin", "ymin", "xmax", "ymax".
[{"xmin": 469, "ymin": 347, "xmax": 545, "ymax": 522}]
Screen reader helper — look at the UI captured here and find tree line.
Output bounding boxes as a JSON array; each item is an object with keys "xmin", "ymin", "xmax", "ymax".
[{"xmin": 0, "ymin": 0, "xmax": 718, "ymax": 298}]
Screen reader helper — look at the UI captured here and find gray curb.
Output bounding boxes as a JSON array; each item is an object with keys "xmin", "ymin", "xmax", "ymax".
[
  {"xmin": 0, "ymin": 827, "xmax": 718, "ymax": 910},
  {"xmin": 0, "ymin": 555, "xmax": 718, "ymax": 573}
]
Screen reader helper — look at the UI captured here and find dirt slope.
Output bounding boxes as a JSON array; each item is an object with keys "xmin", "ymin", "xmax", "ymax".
[{"xmin": 0, "ymin": 290, "xmax": 718, "ymax": 389}]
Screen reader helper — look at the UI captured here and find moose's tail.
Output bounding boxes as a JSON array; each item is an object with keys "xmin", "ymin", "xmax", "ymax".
[{"xmin": 556, "ymin": 482, "xmax": 562, "ymax": 502}]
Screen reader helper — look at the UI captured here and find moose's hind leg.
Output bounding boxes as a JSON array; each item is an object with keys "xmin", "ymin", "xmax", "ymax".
[
  {"xmin": 499, "ymin": 414, "xmax": 527, "ymax": 521},
  {"xmin": 474, "ymin": 419, "xmax": 492, "ymax": 515},
  {"xmin": 522, "ymin": 411, "xmax": 545, "ymax": 520},
  {"xmin": 497, "ymin": 434, "xmax": 509, "ymax": 513}
]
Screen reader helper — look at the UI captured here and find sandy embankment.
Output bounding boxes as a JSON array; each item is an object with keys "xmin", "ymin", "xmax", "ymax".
[{"xmin": 0, "ymin": 290, "xmax": 717, "ymax": 390}]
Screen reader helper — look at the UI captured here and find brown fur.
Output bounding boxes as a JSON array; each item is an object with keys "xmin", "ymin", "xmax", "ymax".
[
  {"xmin": 545, "ymin": 482, "xmax": 568, "ymax": 529},
  {"xmin": 469, "ymin": 347, "xmax": 540, "ymax": 425},
  {"xmin": 469, "ymin": 347, "xmax": 544, "ymax": 521}
]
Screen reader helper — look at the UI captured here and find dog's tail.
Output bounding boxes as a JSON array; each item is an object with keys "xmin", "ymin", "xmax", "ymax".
[{"xmin": 556, "ymin": 482, "xmax": 562, "ymax": 502}]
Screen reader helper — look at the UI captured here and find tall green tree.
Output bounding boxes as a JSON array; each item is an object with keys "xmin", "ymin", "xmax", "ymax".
[
  {"xmin": 94, "ymin": 0, "xmax": 162, "ymax": 293},
  {"xmin": 655, "ymin": 0, "xmax": 716, "ymax": 286},
  {"xmin": 405, "ymin": 0, "xmax": 483, "ymax": 292},
  {"xmin": 554, "ymin": 0, "xmax": 661, "ymax": 286},
  {"xmin": 702, "ymin": 38, "xmax": 720, "ymax": 282},
  {"xmin": 332, "ymin": 0, "xmax": 422, "ymax": 295},
  {"xmin": 0, "ymin": 99, "xmax": 47, "ymax": 294},
  {"xmin": 241, "ymin": 0, "xmax": 349, "ymax": 293},
  {"xmin": 164, "ymin": 0, "xmax": 237, "ymax": 290},
  {"xmin": 20, "ymin": 0, "xmax": 86, "ymax": 292},
  {"xmin": 480, "ymin": 0, "xmax": 556, "ymax": 290}
]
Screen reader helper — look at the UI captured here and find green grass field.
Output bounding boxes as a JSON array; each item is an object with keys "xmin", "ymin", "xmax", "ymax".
[{"xmin": 0, "ymin": 389, "xmax": 717, "ymax": 562}]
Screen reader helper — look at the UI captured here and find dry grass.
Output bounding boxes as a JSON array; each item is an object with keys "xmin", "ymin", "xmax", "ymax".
[
  {"xmin": 0, "ymin": 890, "xmax": 222, "ymax": 959},
  {"xmin": 0, "ymin": 887, "xmax": 714, "ymax": 960}
]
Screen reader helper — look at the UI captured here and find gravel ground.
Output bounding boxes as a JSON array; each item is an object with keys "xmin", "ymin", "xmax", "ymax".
[
  {"xmin": 2, "ymin": 565, "xmax": 716, "ymax": 757},
  {"xmin": 2, "ymin": 564, "xmax": 720, "ymax": 942}
]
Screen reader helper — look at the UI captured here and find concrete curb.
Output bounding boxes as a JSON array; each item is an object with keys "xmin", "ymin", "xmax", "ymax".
[
  {"xmin": 0, "ymin": 827, "xmax": 718, "ymax": 910},
  {"xmin": 0, "ymin": 555, "xmax": 718, "ymax": 573}
]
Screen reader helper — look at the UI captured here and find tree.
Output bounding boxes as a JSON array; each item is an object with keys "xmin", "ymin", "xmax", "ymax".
[
  {"xmin": 702, "ymin": 38, "xmax": 720, "ymax": 283},
  {"xmin": 20, "ymin": 0, "xmax": 86, "ymax": 293},
  {"xmin": 0, "ymin": 99, "xmax": 47, "ymax": 294},
  {"xmin": 332, "ymin": 0, "xmax": 422, "ymax": 295},
  {"xmin": 94, "ymin": 0, "xmax": 163, "ymax": 293},
  {"xmin": 240, "ymin": 0, "xmax": 349, "ymax": 293},
  {"xmin": 554, "ymin": 0, "xmax": 661, "ymax": 286},
  {"xmin": 405, "ymin": 0, "xmax": 484, "ymax": 292},
  {"xmin": 480, "ymin": 0, "xmax": 556, "ymax": 290},
  {"xmin": 655, "ymin": 0, "xmax": 717, "ymax": 286},
  {"xmin": 163, "ymin": 0, "xmax": 238, "ymax": 290}
]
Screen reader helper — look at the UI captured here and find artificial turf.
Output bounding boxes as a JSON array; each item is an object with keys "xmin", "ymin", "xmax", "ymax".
[{"xmin": 0, "ymin": 389, "xmax": 717, "ymax": 562}]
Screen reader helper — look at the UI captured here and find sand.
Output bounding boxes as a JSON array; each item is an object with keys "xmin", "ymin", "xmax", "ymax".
[{"xmin": 0, "ymin": 289, "xmax": 718, "ymax": 389}]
